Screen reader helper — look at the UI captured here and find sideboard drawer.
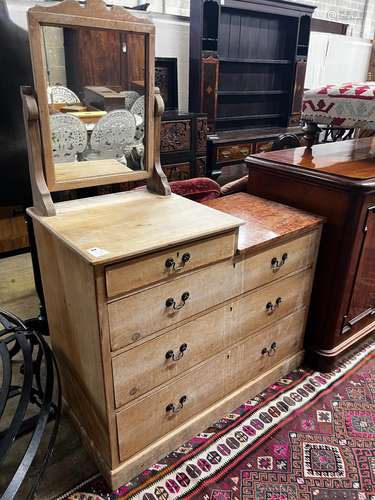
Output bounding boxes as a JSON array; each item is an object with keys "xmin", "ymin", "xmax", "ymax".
[
  {"xmin": 226, "ymin": 308, "xmax": 306, "ymax": 394},
  {"xmin": 108, "ymin": 259, "xmax": 239, "ymax": 351},
  {"xmin": 106, "ymin": 231, "xmax": 236, "ymax": 298},
  {"xmin": 242, "ymin": 230, "xmax": 319, "ymax": 293},
  {"xmin": 217, "ymin": 143, "xmax": 253, "ymax": 164},
  {"xmin": 116, "ymin": 351, "xmax": 227, "ymax": 461},
  {"xmin": 228, "ymin": 268, "xmax": 312, "ymax": 346},
  {"xmin": 112, "ymin": 306, "xmax": 227, "ymax": 407}
]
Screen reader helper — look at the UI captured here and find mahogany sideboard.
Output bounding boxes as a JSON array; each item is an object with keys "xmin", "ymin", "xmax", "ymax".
[{"xmin": 246, "ymin": 138, "xmax": 375, "ymax": 370}]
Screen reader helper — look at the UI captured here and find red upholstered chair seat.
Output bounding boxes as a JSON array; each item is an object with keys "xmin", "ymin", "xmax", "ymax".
[{"xmin": 170, "ymin": 177, "xmax": 221, "ymax": 202}]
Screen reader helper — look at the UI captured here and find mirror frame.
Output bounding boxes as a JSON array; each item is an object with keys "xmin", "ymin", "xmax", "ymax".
[{"xmin": 27, "ymin": 0, "xmax": 155, "ymax": 192}]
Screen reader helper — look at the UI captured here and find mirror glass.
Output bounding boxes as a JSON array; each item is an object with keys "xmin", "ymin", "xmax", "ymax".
[{"xmin": 42, "ymin": 26, "xmax": 147, "ymax": 184}]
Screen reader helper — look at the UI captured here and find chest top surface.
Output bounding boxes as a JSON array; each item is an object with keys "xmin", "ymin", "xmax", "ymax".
[
  {"xmin": 204, "ymin": 193, "xmax": 323, "ymax": 255},
  {"xmin": 27, "ymin": 190, "xmax": 243, "ymax": 265},
  {"xmin": 250, "ymin": 138, "xmax": 375, "ymax": 184}
]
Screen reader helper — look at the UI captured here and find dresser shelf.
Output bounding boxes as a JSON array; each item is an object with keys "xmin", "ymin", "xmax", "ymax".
[
  {"xmin": 218, "ymin": 90, "xmax": 288, "ymax": 96},
  {"xmin": 219, "ymin": 57, "xmax": 292, "ymax": 65}
]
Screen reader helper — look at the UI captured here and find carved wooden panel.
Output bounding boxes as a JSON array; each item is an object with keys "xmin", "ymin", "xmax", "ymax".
[
  {"xmin": 196, "ymin": 117, "xmax": 208, "ymax": 154},
  {"xmin": 160, "ymin": 120, "xmax": 191, "ymax": 153},
  {"xmin": 162, "ymin": 163, "xmax": 191, "ymax": 181}
]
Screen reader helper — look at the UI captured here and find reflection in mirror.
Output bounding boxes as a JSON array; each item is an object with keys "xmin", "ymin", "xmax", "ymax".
[{"xmin": 42, "ymin": 25, "xmax": 147, "ymax": 183}]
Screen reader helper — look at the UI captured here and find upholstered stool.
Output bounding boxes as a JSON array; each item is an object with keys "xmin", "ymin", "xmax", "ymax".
[{"xmin": 302, "ymin": 82, "xmax": 375, "ymax": 146}]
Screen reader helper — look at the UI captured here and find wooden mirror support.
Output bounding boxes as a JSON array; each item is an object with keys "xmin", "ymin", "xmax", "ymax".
[{"xmin": 23, "ymin": 0, "xmax": 170, "ymax": 207}]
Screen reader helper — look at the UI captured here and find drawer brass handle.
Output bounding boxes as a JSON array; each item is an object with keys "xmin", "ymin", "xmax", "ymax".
[
  {"xmin": 266, "ymin": 297, "xmax": 282, "ymax": 315},
  {"xmin": 166, "ymin": 395, "xmax": 187, "ymax": 414},
  {"xmin": 166, "ymin": 343, "xmax": 188, "ymax": 361},
  {"xmin": 166, "ymin": 292, "xmax": 190, "ymax": 310},
  {"xmin": 271, "ymin": 253, "xmax": 288, "ymax": 271},
  {"xmin": 262, "ymin": 342, "xmax": 277, "ymax": 357},
  {"xmin": 165, "ymin": 253, "xmax": 191, "ymax": 272}
]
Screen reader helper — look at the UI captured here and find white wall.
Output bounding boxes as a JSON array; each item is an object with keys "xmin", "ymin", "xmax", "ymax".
[
  {"xmin": 305, "ymin": 32, "xmax": 372, "ymax": 89},
  {"xmin": 150, "ymin": 14, "xmax": 190, "ymax": 112}
]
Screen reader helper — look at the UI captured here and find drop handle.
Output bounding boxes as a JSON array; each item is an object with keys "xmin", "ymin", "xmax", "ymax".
[
  {"xmin": 166, "ymin": 343, "xmax": 188, "ymax": 361},
  {"xmin": 266, "ymin": 297, "xmax": 282, "ymax": 315},
  {"xmin": 271, "ymin": 253, "xmax": 288, "ymax": 271},
  {"xmin": 166, "ymin": 292, "xmax": 190, "ymax": 310},
  {"xmin": 166, "ymin": 395, "xmax": 187, "ymax": 414},
  {"xmin": 165, "ymin": 253, "xmax": 191, "ymax": 272},
  {"xmin": 262, "ymin": 342, "xmax": 277, "ymax": 357}
]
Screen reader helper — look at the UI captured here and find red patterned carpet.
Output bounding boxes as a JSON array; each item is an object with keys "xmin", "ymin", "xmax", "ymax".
[{"xmin": 60, "ymin": 341, "xmax": 375, "ymax": 500}]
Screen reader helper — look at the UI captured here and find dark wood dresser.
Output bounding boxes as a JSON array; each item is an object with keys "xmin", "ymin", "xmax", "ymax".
[
  {"xmin": 246, "ymin": 138, "xmax": 375, "ymax": 370},
  {"xmin": 189, "ymin": 0, "xmax": 315, "ymax": 131}
]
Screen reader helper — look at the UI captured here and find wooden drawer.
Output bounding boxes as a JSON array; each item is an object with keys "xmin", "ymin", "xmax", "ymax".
[
  {"xmin": 255, "ymin": 140, "xmax": 273, "ymax": 153},
  {"xmin": 116, "ymin": 309, "xmax": 305, "ymax": 461},
  {"xmin": 106, "ymin": 231, "xmax": 236, "ymax": 298},
  {"xmin": 108, "ymin": 259, "xmax": 240, "ymax": 351},
  {"xmin": 228, "ymin": 268, "xmax": 312, "ymax": 346},
  {"xmin": 217, "ymin": 143, "xmax": 253, "ymax": 164},
  {"xmin": 112, "ymin": 306, "xmax": 226, "ymax": 407},
  {"xmin": 241, "ymin": 230, "xmax": 319, "ymax": 293},
  {"xmin": 112, "ymin": 268, "xmax": 312, "ymax": 407},
  {"xmin": 226, "ymin": 308, "xmax": 306, "ymax": 394},
  {"xmin": 116, "ymin": 350, "xmax": 227, "ymax": 461}
]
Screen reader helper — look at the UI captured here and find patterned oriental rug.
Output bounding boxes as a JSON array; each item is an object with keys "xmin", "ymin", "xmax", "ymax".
[{"xmin": 59, "ymin": 341, "xmax": 375, "ymax": 500}]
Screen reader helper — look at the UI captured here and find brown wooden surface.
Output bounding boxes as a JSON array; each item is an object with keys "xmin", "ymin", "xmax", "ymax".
[
  {"xmin": 254, "ymin": 137, "xmax": 375, "ymax": 181},
  {"xmin": 27, "ymin": 191, "xmax": 243, "ymax": 265},
  {"xmin": 110, "ymin": 350, "xmax": 304, "ymax": 488},
  {"xmin": 105, "ymin": 231, "xmax": 236, "ymax": 298},
  {"xmin": 32, "ymin": 220, "xmax": 112, "ymax": 464},
  {"xmin": 116, "ymin": 308, "xmax": 306, "ymax": 461},
  {"xmin": 208, "ymin": 126, "xmax": 303, "ymax": 145},
  {"xmin": 204, "ymin": 193, "xmax": 323, "ymax": 254},
  {"xmin": 54, "ymin": 160, "xmax": 133, "ymax": 184},
  {"xmin": 246, "ymin": 140, "xmax": 375, "ymax": 370},
  {"xmin": 200, "ymin": 56, "xmax": 219, "ymax": 130},
  {"xmin": 311, "ymin": 18, "xmax": 348, "ymax": 35},
  {"xmin": 189, "ymin": 0, "xmax": 314, "ymax": 132},
  {"xmin": 369, "ymin": 37, "xmax": 375, "ymax": 80},
  {"xmin": 108, "ymin": 258, "xmax": 240, "ymax": 351},
  {"xmin": 64, "ymin": 28, "xmax": 122, "ymax": 96},
  {"xmin": 289, "ymin": 59, "xmax": 307, "ymax": 126},
  {"xmin": 0, "ymin": 207, "xmax": 29, "ymax": 254}
]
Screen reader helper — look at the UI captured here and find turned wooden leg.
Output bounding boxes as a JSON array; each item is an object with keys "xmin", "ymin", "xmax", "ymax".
[{"xmin": 302, "ymin": 122, "xmax": 320, "ymax": 148}]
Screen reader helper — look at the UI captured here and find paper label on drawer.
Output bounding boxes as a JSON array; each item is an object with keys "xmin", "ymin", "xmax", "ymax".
[{"xmin": 88, "ymin": 247, "xmax": 110, "ymax": 258}]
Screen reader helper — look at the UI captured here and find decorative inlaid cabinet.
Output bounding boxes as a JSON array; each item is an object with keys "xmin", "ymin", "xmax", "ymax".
[{"xmin": 23, "ymin": 0, "xmax": 323, "ymax": 488}]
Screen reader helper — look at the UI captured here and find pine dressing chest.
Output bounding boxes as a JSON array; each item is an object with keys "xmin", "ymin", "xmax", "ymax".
[{"xmin": 23, "ymin": 0, "xmax": 323, "ymax": 488}]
